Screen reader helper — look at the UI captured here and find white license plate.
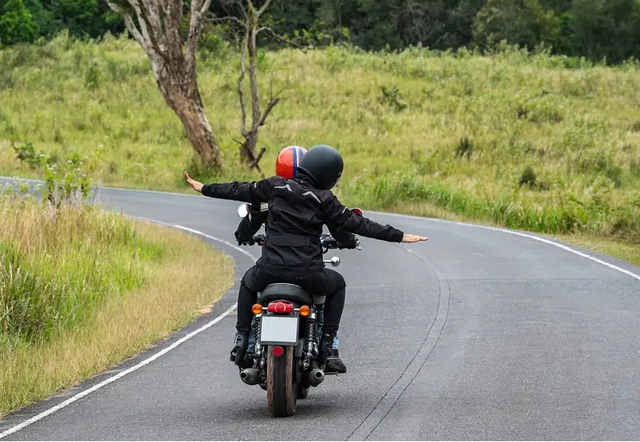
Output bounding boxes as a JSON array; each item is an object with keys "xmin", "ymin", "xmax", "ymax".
[{"xmin": 260, "ymin": 315, "xmax": 299, "ymax": 345}]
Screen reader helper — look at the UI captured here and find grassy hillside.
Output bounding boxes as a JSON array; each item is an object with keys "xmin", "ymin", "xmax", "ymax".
[
  {"xmin": 0, "ymin": 194, "xmax": 234, "ymax": 416},
  {"xmin": 1, "ymin": 33, "xmax": 639, "ymax": 244}
]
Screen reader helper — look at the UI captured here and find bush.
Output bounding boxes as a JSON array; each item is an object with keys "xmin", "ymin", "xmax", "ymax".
[
  {"xmin": 518, "ymin": 165, "xmax": 537, "ymax": 188},
  {"xmin": 13, "ymin": 142, "xmax": 101, "ymax": 207}
]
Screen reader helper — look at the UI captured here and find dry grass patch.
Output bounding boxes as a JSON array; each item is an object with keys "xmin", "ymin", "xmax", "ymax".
[{"xmin": 0, "ymin": 196, "xmax": 234, "ymax": 416}]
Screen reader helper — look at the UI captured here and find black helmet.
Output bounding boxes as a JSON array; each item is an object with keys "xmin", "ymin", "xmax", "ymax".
[{"xmin": 297, "ymin": 144, "xmax": 344, "ymax": 190}]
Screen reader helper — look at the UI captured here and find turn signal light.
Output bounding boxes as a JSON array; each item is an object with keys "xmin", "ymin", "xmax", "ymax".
[
  {"xmin": 252, "ymin": 303, "xmax": 263, "ymax": 315},
  {"xmin": 299, "ymin": 305, "xmax": 311, "ymax": 317},
  {"xmin": 267, "ymin": 301, "xmax": 293, "ymax": 314}
]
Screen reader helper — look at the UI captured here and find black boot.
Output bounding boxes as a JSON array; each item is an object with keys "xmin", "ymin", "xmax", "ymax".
[
  {"xmin": 230, "ymin": 331, "xmax": 249, "ymax": 366},
  {"xmin": 318, "ymin": 332, "xmax": 335, "ymax": 369},
  {"xmin": 325, "ymin": 349, "xmax": 347, "ymax": 374}
]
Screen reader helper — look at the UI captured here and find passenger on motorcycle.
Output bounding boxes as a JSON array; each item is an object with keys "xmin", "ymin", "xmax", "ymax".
[
  {"xmin": 184, "ymin": 144, "xmax": 427, "ymax": 373},
  {"xmin": 235, "ymin": 145, "xmax": 359, "ymax": 373}
]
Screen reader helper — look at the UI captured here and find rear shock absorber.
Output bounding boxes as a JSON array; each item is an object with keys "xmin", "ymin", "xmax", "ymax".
[
  {"xmin": 316, "ymin": 303, "xmax": 325, "ymax": 345},
  {"xmin": 251, "ymin": 311, "xmax": 262, "ymax": 359},
  {"xmin": 303, "ymin": 310, "xmax": 317, "ymax": 370}
]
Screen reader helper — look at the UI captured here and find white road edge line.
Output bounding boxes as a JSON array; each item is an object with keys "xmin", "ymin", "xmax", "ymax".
[
  {"xmin": 371, "ymin": 210, "xmax": 640, "ymax": 282},
  {"xmin": 0, "ymin": 224, "xmax": 256, "ymax": 440}
]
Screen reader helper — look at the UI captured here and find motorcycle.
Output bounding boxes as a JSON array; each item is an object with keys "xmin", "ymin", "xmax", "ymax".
[{"xmin": 234, "ymin": 203, "xmax": 361, "ymax": 417}]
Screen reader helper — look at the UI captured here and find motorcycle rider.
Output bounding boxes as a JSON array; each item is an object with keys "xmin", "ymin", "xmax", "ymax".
[
  {"xmin": 184, "ymin": 144, "xmax": 427, "ymax": 372},
  {"xmin": 235, "ymin": 145, "xmax": 358, "ymax": 373}
]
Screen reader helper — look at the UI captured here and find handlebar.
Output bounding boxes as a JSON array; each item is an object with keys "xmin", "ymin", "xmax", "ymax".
[{"xmin": 237, "ymin": 233, "xmax": 359, "ymax": 253}]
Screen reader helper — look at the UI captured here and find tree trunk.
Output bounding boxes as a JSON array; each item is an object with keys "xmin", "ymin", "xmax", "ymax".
[
  {"xmin": 157, "ymin": 57, "xmax": 222, "ymax": 168},
  {"xmin": 245, "ymin": 23, "xmax": 261, "ymax": 160},
  {"xmin": 158, "ymin": 75, "xmax": 222, "ymax": 168},
  {"xmin": 237, "ymin": 0, "xmax": 277, "ymax": 165},
  {"xmin": 241, "ymin": 131, "xmax": 258, "ymax": 162},
  {"xmin": 104, "ymin": 0, "xmax": 224, "ymax": 170}
]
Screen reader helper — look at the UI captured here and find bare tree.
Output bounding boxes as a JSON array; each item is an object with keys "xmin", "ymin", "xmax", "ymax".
[
  {"xmin": 105, "ymin": 0, "xmax": 223, "ymax": 168},
  {"xmin": 390, "ymin": 1, "xmax": 443, "ymax": 46},
  {"xmin": 219, "ymin": 0, "xmax": 280, "ymax": 167}
]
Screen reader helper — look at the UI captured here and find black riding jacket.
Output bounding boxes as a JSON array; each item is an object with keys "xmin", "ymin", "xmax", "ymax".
[
  {"xmin": 235, "ymin": 203, "xmax": 359, "ymax": 249},
  {"xmin": 202, "ymin": 173, "xmax": 404, "ymax": 274}
]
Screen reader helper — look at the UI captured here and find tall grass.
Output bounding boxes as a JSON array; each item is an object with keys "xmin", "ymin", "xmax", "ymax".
[
  {"xmin": 0, "ymin": 195, "xmax": 147, "ymax": 343},
  {"xmin": 1, "ymin": 34, "xmax": 639, "ymax": 240},
  {"xmin": 0, "ymin": 194, "xmax": 234, "ymax": 415}
]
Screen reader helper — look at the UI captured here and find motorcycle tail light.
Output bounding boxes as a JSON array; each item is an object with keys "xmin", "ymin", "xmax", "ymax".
[{"xmin": 267, "ymin": 301, "xmax": 293, "ymax": 314}]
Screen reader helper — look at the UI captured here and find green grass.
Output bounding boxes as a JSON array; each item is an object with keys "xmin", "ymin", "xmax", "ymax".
[
  {"xmin": 0, "ymin": 196, "xmax": 145, "ymax": 343},
  {"xmin": 0, "ymin": 194, "xmax": 234, "ymax": 416},
  {"xmin": 1, "ymin": 34, "xmax": 639, "ymax": 244}
]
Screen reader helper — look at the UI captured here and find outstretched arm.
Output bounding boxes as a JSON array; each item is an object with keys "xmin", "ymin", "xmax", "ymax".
[
  {"xmin": 184, "ymin": 172, "xmax": 273, "ymax": 203},
  {"xmin": 323, "ymin": 195, "xmax": 427, "ymax": 243}
]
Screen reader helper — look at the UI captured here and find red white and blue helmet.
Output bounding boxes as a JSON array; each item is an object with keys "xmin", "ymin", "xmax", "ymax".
[{"xmin": 276, "ymin": 145, "xmax": 307, "ymax": 179}]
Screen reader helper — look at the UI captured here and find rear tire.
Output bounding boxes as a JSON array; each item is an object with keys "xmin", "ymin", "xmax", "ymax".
[{"xmin": 266, "ymin": 346, "xmax": 297, "ymax": 417}]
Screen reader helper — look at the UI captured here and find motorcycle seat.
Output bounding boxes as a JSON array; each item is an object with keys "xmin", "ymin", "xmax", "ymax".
[{"xmin": 261, "ymin": 283, "xmax": 326, "ymax": 306}]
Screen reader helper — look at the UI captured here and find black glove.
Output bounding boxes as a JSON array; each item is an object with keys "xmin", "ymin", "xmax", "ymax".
[
  {"xmin": 337, "ymin": 233, "xmax": 359, "ymax": 250},
  {"xmin": 235, "ymin": 232, "xmax": 255, "ymax": 246}
]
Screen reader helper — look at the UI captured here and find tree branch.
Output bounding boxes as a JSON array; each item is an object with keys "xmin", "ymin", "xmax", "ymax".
[
  {"xmin": 253, "ymin": 97, "xmax": 279, "ymax": 130},
  {"xmin": 185, "ymin": 0, "xmax": 205, "ymax": 77},
  {"xmin": 200, "ymin": 0, "xmax": 217, "ymax": 16},
  {"xmin": 251, "ymin": 147, "xmax": 267, "ymax": 176},
  {"xmin": 233, "ymin": 139, "xmax": 265, "ymax": 176},
  {"xmin": 106, "ymin": 0, "xmax": 162, "ymax": 61},
  {"xmin": 259, "ymin": 26, "xmax": 308, "ymax": 51},
  {"xmin": 126, "ymin": 0, "xmax": 157, "ymax": 52},
  {"xmin": 237, "ymin": 28, "xmax": 249, "ymax": 138},
  {"xmin": 256, "ymin": 0, "xmax": 274, "ymax": 17},
  {"xmin": 205, "ymin": 14, "xmax": 245, "ymax": 27},
  {"xmin": 140, "ymin": 0, "xmax": 163, "ymax": 42}
]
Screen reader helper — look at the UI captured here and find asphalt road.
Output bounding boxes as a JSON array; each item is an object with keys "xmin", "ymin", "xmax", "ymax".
[{"xmin": 1, "ymin": 182, "xmax": 639, "ymax": 440}]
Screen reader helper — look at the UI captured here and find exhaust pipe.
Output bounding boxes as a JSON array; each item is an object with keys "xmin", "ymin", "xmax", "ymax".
[
  {"xmin": 240, "ymin": 368, "xmax": 261, "ymax": 385},
  {"xmin": 307, "ymin": 367, "xmax": 325, "ymax": 387}
]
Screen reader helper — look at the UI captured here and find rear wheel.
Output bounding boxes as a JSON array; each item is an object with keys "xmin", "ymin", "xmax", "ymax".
[{"xmin": 266, "ymin": 345, "xmax": 297, "ymax": 417}]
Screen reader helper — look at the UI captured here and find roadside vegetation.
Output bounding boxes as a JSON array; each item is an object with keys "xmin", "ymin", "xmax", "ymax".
[
  {"xmin": 0, "ymin": 188, "xmax": 234, "ymax": 417},
  {"xmin": 1, "ymin": 35, "xmax": 639, "ymax": 249}
]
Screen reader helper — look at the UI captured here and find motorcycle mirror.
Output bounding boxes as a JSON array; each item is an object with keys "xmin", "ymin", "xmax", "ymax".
[
  {"xmin": 323, "ymin": 256, "xmax": 340, "ymax": 267},
  {"xmin": 237, "ymin": 203, "xmax": 250, "ymax": 218},
  {"xmin": 353, "ymin": 208, "xmax": 363, "ymax": 216}
]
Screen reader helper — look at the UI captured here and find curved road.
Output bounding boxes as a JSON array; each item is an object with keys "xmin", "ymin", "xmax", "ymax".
[{"xmin": 1, "ymin": 184, "xmax": 640, "ymax": 440}]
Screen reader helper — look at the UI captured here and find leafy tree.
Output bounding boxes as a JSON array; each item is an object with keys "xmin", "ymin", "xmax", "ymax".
[
  {"xmin": 22, "ymin": 0, "xmax": 54, "ymax": 37},
  {"xmin": 0, "ymin": 0, "xmax": 39, "ymax": 44},
  {"xmin": 472, "ymin": 0, "xmax": 560, "ymax": 50},
  {"xmin": 50, "ymin": 0, "xmax": 98, "ymax": 37},
  {"xmin": 568, "ymin": 0, "xmax": 640, "ymax": 62}
]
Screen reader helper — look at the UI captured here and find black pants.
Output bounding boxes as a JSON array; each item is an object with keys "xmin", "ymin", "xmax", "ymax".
[{"xmin": 237, "ymin": 265, "xmax": 346, "ymax": 335}]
